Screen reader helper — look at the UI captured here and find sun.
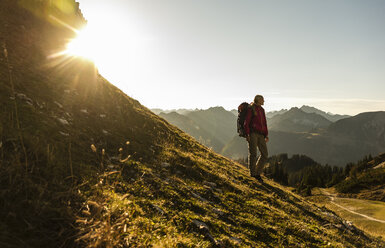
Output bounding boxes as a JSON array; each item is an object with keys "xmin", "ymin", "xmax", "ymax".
[
  {"xmin": 62, "ymin": 14, "xmax": 149, "ymax": 83},
  {"xmin": 63, "ymin": 19, "xmax": 127, "ymax": 80},
  {"xmin": 65, "ymin": 26, "xmax": 95, "ymax": 61},
  {"xmin": 65, "ymin": 23, "xmax": 111, "ymax": 68},
  {"xmin": 55, "ymin": 2, "xmax": 155, "ymax": 94}
]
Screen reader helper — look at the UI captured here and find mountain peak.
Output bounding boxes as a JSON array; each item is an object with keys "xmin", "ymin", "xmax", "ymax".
[
  {"xmin": 300, "ymin": 105, "xmax": 324, "ymax": 112},
  {"xmin": 268, "ymin": 107, "xmax": 332, "ymax": 133},
  {"xmin": 207, "ymin": 106, "xmax": 226, "ymax": 112},
  {"xmin": 289, "ymin": 106, "xmax": 303, "ymax": 112},
  {"xmin": 299, "ymin": 105, "xmax": 350, "ymax": 122}
]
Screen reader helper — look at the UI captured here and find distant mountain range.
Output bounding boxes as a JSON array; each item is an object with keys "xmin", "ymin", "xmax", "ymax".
[
  {"xmin": 224, "ymin": 110, "xmax": 385, "ymax": 166},
  {"xmin": 266, "ymin": 109, "xmax": 289, "ymax": 119},
  {"xmin": 159, "ymin": 107, "xmax": 235, "ymax": 153},
  {"xmin": 268, "ymin": 107, "xmax": 332, "ymax": 133},
  {"xmin": 152, "ymin": 108, "xmax": 195, "ymax": 116},
  {"xmin": 300, "ymin": 105, "xmax": 350, "ymax": 122},
  {"xmin": 154, "ymin": 106, "xmax": 385, "ymax": 166},
  {"xmin": 227, "ymin": 105, "xmax": 349, "ymax": 121}
]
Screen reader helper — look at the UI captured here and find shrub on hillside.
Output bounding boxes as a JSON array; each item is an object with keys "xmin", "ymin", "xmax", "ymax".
[{"xmin": 335, "ymin": 168, "xmax": 385, "ymax": 193}]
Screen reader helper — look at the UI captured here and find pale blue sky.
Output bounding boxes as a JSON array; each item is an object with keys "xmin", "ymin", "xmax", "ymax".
[{"xmin": 76, "ymin": 0, "xmax": 385, "ymax": 115}]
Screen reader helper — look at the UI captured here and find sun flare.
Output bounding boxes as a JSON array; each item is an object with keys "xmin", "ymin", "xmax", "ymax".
[
  {"xmin": 65, "ymin": 27, "xmax": 95, "ymax": 61},
  {"xmin": 65, "ymin": 22, "xmax": 113, "ymax": 69},
  {"xmin": 62, "ymin": 12, "xmax": 150, "ymax": 83}
]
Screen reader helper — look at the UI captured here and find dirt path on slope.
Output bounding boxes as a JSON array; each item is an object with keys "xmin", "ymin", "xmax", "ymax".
[{"xmin": 319, "ymin": 188, "xmax": 385, "ymax": 224}]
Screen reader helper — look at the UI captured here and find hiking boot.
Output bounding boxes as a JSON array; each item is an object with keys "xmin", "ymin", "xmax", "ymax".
[{"xmin": 253, "ymin": 175, "xmax": 263, "ymax": 183}]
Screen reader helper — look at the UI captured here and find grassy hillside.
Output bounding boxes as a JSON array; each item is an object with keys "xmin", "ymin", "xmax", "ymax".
[
  {"xmin": 334, "ymin": 153, "xmax": 385, "ymax": 202},
  {"xmin": 1, "ymin": 0, "xmax": 384, "ymax": 247}
]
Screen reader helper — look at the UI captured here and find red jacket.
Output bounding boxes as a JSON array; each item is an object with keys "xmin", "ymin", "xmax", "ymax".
[{"xmin": 244, "ymin": 104, "xmax": 268, "ymax": 137}]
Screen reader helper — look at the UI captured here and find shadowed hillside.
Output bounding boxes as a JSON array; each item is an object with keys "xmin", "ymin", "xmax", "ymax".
[
  {"xmin": 1, "ymin": 0, "xmax": 384, "ymax": 247},
  {"xmin": 335, "ymin": 153, "xmax": 385, "ymax": 202},
  {"xmin": 328, "ymin": 111, "xmax": 385, "ymax": 146}
]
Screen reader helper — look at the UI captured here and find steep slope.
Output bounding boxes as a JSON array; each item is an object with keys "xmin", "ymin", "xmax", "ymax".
[
  {"xmin": 300, "ymin": 105, "xmax": 350, "ymax": 122},
  {"xmin": 0, "ymin": 1, "xmax": 190, "ymax": 246},
  {"xmin": 268, "ymin": 107, "xmax": 332, "ymax": 133},
  {"xmin": 159, "ymin": 111, "xmax": 225, "ymax": 152},
  {"xmin": 0, "ymin": 1, "xmax": 384, "ymax": 247}
]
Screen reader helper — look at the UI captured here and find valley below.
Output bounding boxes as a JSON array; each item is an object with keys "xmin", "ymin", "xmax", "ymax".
[{"xmin": 310, "ymin": 188, "xmax": 385, "ymax": 240}]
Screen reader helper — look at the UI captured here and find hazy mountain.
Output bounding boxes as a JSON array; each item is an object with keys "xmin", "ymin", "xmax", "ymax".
[
  {"xmin": 268, "ymin": 107, "xmax": 332, "ymax": 133},
  {"xmin": 328, "ymin": 111, "xmax": 385, "ymax": 144},
  {"xmin": 225, "ymin": 108, "xmax": 288, "ymax": 118},
  {"xmin": 185, "ymin": 106, "xmax": 237, "ymax": 148},
  {"xmin": 223, "ymin": 112, "xmax": 385, "ymax": 166},
  {"xmin": 266, "ymin": 109, "xmax": 289, "ymax": 119},
  {"xmin": 5, "ymin": 2, "xmax": 379, "ymax": 247},
  {"xmin": 156, "ymin": 107, "xmax": 291, "ymax": 120},
  {"xmin": 159, "ymin": 111, "xmax": 224, "ymax": 152},
  {"xmin": 151, "ymin": 108, "xmax": 166, "ymax": 115},
  {"xmin": 221, "ymin": 135, "xmax": 248, "ymax": 160},
  {"xmin": 157, "ymin": 107, "xmax": 236, "ymax": 152},
  {"xmin": 155, "ymin": 106, "xmax": 385, "ymax": 166},
  {"xmin": 151, "ymin": 108, "xmax": 194, "ymax": 115},
  {"xmin": 300, "ymin": 105, "xmax": 350, "ymax": 122}
]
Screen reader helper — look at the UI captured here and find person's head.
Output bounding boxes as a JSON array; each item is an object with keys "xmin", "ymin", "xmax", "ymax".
[{"xmin": 254, "ymin": 95, "xmax": 264, "ymax": 106}]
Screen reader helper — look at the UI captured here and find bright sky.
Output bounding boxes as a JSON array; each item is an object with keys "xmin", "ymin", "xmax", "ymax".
[{"xmin": 74, "ymin": 0, "xmax": 385, "ymax": 115}]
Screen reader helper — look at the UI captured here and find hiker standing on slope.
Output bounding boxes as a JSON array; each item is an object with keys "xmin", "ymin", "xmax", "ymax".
[{"xmin": 244, "ymin": 95, "xmax": 269, "ymax": 182}]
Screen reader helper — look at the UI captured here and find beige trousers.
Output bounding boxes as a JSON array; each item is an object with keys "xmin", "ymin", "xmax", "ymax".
[{"xmin": 248, "ymin": 132, "xmax": 268, "ymax": 176}]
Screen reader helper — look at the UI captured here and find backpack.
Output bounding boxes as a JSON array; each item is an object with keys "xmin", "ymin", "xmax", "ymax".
[{"xmin": 237, "ymin": 102, "xmax": 251, "ymax": 137}]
